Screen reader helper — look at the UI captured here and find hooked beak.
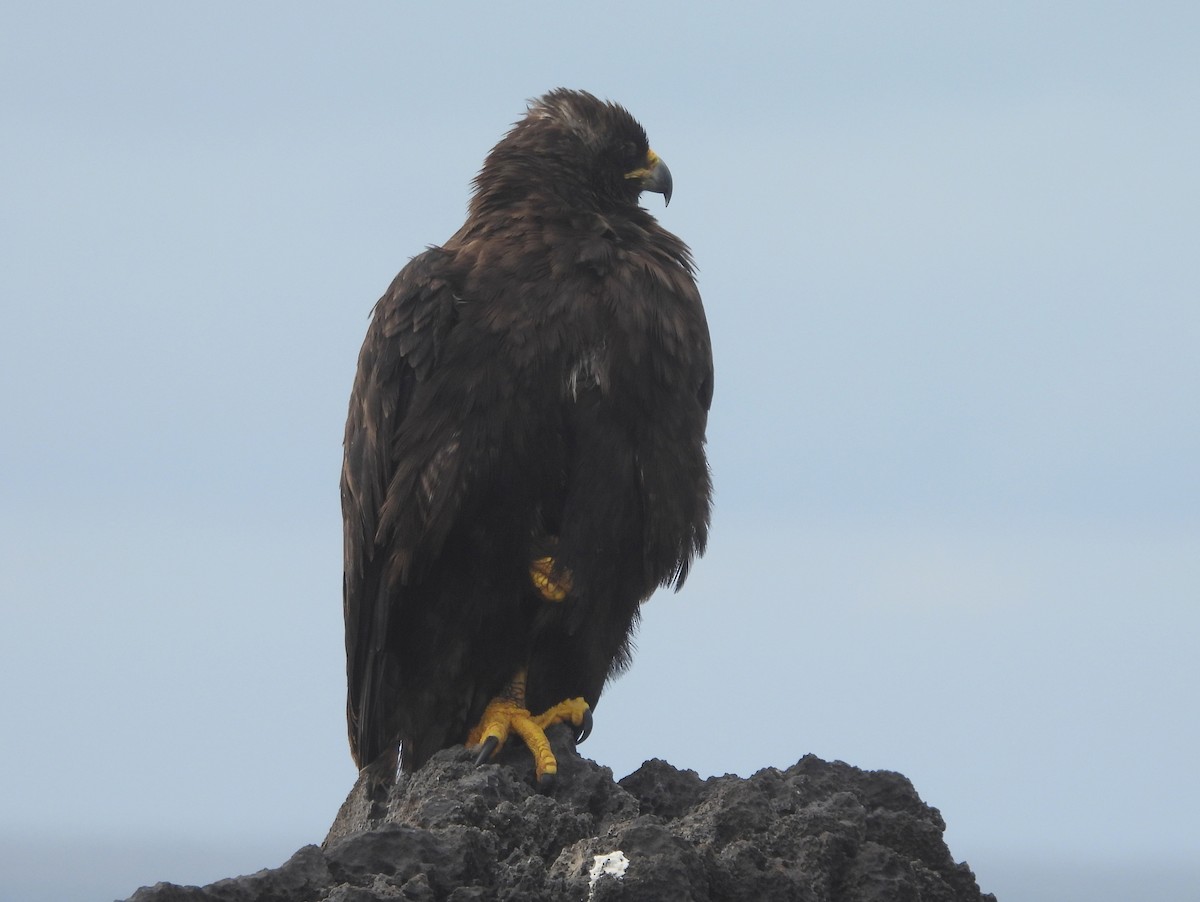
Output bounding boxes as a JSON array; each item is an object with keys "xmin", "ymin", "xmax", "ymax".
[{"xmin": 626, "ymin": 149, "xmax": 673, "ymax": 206}]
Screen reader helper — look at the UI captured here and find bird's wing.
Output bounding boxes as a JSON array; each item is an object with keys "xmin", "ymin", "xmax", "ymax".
[{"xmin": 341, "ymin": 247, "xmax": 464, "ymax": 769}]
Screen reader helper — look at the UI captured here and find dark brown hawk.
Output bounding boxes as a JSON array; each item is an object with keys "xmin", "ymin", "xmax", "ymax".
[{"xmin": 341, "ymin": 89, "xmax": 712, "ymax": 786}]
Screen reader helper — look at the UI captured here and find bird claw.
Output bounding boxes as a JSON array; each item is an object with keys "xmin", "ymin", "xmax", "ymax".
[
  {"xmin": 529, "ymin": 554, "xmax": 572, "ymax": 602},
  {"xmin": 474, "ymin": 735, "xmax": 500, "ymax": 767},
  {"xmin": 466, "ymin": 687, "xmax": 592, "ymax": 786},
  {"xmin": 575, "ymin": 707, "xmax": 594, "ymax": 745}
]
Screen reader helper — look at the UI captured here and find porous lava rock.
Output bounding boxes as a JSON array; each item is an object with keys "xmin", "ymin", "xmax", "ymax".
[{"xmin": 125, "ymin": 729, "xmax": 994, "ymax": 901}]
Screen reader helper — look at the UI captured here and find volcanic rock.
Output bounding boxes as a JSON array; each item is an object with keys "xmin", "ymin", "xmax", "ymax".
[{"xmin": 125, "ymin": 728, "xmax": 994, "ymax": 901}]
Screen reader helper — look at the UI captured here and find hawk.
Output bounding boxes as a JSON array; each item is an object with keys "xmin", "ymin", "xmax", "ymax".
[{"xmin": 342, "ymin": 89, "xmax": 712, "ymax": 786}]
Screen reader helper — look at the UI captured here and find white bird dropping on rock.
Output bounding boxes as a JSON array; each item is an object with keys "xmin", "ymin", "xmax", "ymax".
[{"xmin": 588, "ymin": 850, "xmax": 629, "ymax": 897}]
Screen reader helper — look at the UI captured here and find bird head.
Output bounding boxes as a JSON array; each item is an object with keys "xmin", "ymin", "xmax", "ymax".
[{"xmin": 472, "ymin": 89, "xmax": 675, "ymax": 215}]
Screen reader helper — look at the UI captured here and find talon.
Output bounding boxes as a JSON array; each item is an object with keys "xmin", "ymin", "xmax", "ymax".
[
  {"xmin": 537, "ymin": 771, "xmax": 557, "ymax": 794},
  {"xmin": 464, "ymin": 673, "xmax": 592, "ymax": 786},
  {"xmin": 474, "ymin": 735, "xmax": 500, "ymax": 767},
  {"xmin": 576, "ymin": 708, "xmax": 594, "ymax": 745}
]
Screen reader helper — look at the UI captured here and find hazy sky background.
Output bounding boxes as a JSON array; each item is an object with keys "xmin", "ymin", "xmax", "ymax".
[{"xmin": 2, "ymin": 3, "xmax": 1198, "ymax": 901}]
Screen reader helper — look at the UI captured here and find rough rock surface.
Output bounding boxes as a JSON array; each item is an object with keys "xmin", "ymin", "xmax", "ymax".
[{"xmin": 125, "ymin": 728, "xmax": 995, "ymax": 901}]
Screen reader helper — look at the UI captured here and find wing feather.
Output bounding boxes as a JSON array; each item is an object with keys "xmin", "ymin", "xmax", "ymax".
[{"xmin": 341, "ymin": 247, "xmax": 463, "ymax": 769}]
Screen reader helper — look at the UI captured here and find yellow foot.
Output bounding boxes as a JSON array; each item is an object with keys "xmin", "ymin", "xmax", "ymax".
[
  {"xmin": 529, "ymin": 554, "xmax": 572, "ymax": 602},
  {"xmin": 467, "ymin": 680, "xmax": 592, "ymax": 787}
]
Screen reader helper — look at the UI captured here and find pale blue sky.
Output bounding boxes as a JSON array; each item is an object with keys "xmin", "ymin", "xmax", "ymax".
[{"xmin": 2, "ymin": 3, "xmax": 1198, "ymax": 901}]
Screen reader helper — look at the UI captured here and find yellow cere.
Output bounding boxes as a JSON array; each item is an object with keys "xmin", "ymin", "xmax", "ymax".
[{"xmin": 624, "ymin": 148, "xmax": 661, "ymax": 181}]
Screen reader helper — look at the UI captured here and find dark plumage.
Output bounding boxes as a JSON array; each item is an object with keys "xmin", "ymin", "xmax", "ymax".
[{"xmin": 341, "ymin": 89, "xmax": 713, "ymax": 776}]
